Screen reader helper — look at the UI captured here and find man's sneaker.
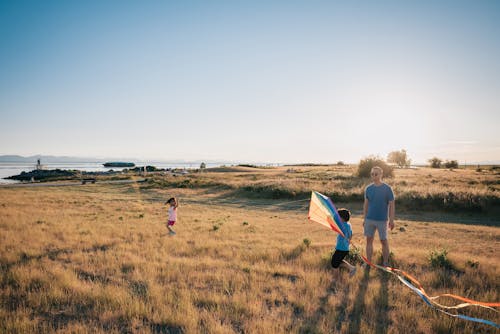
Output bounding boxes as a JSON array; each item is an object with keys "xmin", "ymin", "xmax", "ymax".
[
  {"xmin": 349, "ymin": 267, "xmax": 357, "ymax": 277},
  {"xmin": 169, "ymin": 230, "xmax": 176, "ymax": 235}
]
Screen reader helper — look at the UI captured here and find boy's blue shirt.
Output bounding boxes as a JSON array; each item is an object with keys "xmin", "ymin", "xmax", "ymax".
[{"xmin": 336, "ymin": 221, "xmax": 352, "ymax": 251}]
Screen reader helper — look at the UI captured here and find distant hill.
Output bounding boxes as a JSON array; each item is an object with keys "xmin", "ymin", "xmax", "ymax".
[
  {"xmin": 0, "ymin": 155, "xmax": 105, "ymax": 163},
  {"xmin": 0, "ymin": 155, "xmax": 238, "ymax": 166}
]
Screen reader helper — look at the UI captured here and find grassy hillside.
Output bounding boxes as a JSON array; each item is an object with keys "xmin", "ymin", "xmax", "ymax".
[
  {"xmin": 145, "ymin": 165, "xmax": 500, "ymax": 217},
  {"xmin": 0, "ymin": 167, "xmax": 498, "ymax": 333}
]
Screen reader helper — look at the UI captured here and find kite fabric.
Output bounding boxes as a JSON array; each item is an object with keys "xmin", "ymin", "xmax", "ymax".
[
  {"xmin": 308, "ymin": 191, "xmax": 345, "ymax": 237},
  {"xmin": 307, "ymin": 191, "xmax": 500, "ymax": 329}
]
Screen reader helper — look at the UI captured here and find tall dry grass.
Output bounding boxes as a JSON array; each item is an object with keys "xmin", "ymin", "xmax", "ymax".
[{"xmin": 0, "ymin": 169, "xmax": 499, "ymax": 333}]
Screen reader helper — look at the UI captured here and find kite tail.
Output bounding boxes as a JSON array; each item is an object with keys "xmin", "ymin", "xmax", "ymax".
[
  {"xmin": 350, "ymin": 241, "xmax": 500, "ymax": 328},
  {"xmin": 351, "ymin": 241, "xmax": 499, "ymax": 311},
  {"xmin": 429, "ymin": 294, "xmax": 500, "ymax": 309},
  {"xmin": 395, "ymin": 272, "xmax": 500, "ymax": 329}
]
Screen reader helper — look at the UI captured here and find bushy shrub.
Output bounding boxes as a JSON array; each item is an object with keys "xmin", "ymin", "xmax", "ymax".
[
  {"xmin": 429, "ymin": 248, "xmax": 454, "ymax": 270},
  {"xmin": 428, "ymin": 157, "xmax": 442, "ymax": 168},
  {"xmin": 302, "ymin": 238, "xmax": 311, "ymax": 248},
  {"xmin": 444, "ymin": 160, "xmax": 458, "ymax": 169},
  {"xmin": 345, "ymin": 247, "xmax": 363, "ymax": 265},
  {"xmin": 356, "ymin": 156, "xmax": 394, "ymax": 178}
]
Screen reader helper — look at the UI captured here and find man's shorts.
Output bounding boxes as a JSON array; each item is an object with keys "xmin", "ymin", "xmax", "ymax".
[
  {"xmin": 167, "ymin": 220, "xmax": 176, "ymax": 226},
  {"xmin": 364, "ymin": 219, "xmax": 388, "ymax": 240},
  {"xmin": 331, "ymin": 250, "xmax": 349, "ymax": 268}
]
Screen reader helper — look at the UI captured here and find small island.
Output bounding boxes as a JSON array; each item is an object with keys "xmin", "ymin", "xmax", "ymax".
[
  {"xmin": 103, "ymin": 162, "xmax": 135, "ymax": 167},
  {"xmin": 6, "ymin": 169, "xmax": 78, "ymax": 181}
]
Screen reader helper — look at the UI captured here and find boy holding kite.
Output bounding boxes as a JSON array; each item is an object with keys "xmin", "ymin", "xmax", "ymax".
[{"xmin": 331, "ymin": 208, "xmax": 357, "ymax": 277}]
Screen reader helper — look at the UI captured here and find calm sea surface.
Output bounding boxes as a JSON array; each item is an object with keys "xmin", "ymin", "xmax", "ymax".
[{"xmin": 0, "ymin": 162, "xmax": 225, "ymax": 184}]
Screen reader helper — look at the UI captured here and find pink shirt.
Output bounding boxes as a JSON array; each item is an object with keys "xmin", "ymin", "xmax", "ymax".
[{"xmin": 168, "ymin": 206, "xmax": 177, "ymax": 221}]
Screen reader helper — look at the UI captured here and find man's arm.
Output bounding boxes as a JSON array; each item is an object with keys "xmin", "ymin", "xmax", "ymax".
[
  {"xmin": 388, "ymin": 200, "xmax": 395, "ymax": 230},
  {"xmin": 363, "ymin": 198, "xmax": 368, "ymax": 226}
]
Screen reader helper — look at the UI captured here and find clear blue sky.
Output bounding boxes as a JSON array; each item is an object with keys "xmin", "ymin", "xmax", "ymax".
[{"xmin": 1, "ymin": 0, "xmax": 499, "ymax": 163}]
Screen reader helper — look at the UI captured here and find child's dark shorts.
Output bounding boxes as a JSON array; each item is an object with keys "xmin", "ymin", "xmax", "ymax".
[{"xmin": 331, "ymin": 250, "xmax": 349, "ymax": 268}]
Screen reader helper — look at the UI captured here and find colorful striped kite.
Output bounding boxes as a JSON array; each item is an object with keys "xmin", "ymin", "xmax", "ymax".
[
  {"xmin": 308, "ymin": 190, "xmax": 345, "ymax": 237},
  {"xmin": 307, "ymin": 191, "xmax": 500, "ymax": 329}
]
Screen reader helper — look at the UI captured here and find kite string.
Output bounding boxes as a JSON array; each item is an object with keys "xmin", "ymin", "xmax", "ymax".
[{"xmin": 167, "ymin": 197, "xmax": 310, "ymax": 207}]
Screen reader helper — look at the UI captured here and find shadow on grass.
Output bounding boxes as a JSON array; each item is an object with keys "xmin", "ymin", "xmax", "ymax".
[
  {"xmin": 38, "ymin": 313, "xmax": 184, "ymax": 334},
  {"xmin": 0, "ymin": 242, "xmax": 117, "ymax": 272},
  {"xmin": 347, "ymin": 268, "xmax": 370, "ymax": 333},
  {"xmin": 146, "ymin": 321, "xmax": 184, "ymax": 334},
  {"xmin": 0, "ymin": 248, "xmax": 72, "ymax": 273},
  {"xmin": 281, "ymin": 245, "xmax": 307, "ymax": 262},
  {"xmin": 393, "ymin": 210, "xmax": 500, "ymax": 227},
  {"xmin": 375, "ymin": 271, "xmax": 391, "ymax": 334},
  {"xmin": 334, "ymin": 285, "xmax": 351, "ymax": 333},
  {"xmin": 298, "ymin": 276, "xmax": 339, "ymax": 333}
]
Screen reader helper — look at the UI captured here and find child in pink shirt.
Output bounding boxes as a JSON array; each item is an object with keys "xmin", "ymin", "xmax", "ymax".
[{"xmin": 165, "ymin": 197, "xmax": 178, "ymax": 235}]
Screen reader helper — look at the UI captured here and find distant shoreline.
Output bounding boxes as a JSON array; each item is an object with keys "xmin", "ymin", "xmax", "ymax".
[{"xmin": 0, "ymin": 161, "xmax": 226, "ymax": 184}]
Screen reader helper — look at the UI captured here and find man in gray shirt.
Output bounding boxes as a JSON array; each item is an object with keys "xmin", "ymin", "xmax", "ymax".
[{"xmin": 363, "ymin": 166, "xmax": 395, "ymax": 267}]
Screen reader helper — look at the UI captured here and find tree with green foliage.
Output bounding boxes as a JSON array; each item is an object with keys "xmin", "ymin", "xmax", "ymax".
[
  {"xmin": 357, "ymin": 156, "xmax": 394, "ymax": 178},
  {"xmin": 444, "ymin": 160, "xmax": 458, "ymax": 169},
  {"xmin": 428, "ymin": 157, "xmax": 442, "ymax": 168},
  {"xmin": 387, "ymin": 149, "xmax": 411, "ymax": 168}
]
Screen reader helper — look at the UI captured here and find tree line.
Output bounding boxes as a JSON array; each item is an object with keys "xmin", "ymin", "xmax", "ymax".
[{"xmin": 357, "ymin": 150, "xmax": 461, "ymax": 178}]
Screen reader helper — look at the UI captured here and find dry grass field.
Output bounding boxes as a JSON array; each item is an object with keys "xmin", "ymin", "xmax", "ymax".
[{"xmin": 0, "ymin": 166, "xmax": 499, "ymax": 333}]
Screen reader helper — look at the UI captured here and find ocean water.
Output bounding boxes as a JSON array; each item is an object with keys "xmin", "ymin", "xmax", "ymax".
[{"xmin": 0, "ymin": 161, "xmax": 224, "ymax": 184}]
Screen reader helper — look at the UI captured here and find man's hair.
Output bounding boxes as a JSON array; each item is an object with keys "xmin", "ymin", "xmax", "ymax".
[
  {"xmin": 337, "ymin": 208, "xmax": 350, "ymax": 222},
  {"xmin": 167, "ymin": 197, "xmax": 176, "ymax": 203},
  {"xmin": 371, "ymin": 166, "xmax": 383, "ymax": 174}
]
